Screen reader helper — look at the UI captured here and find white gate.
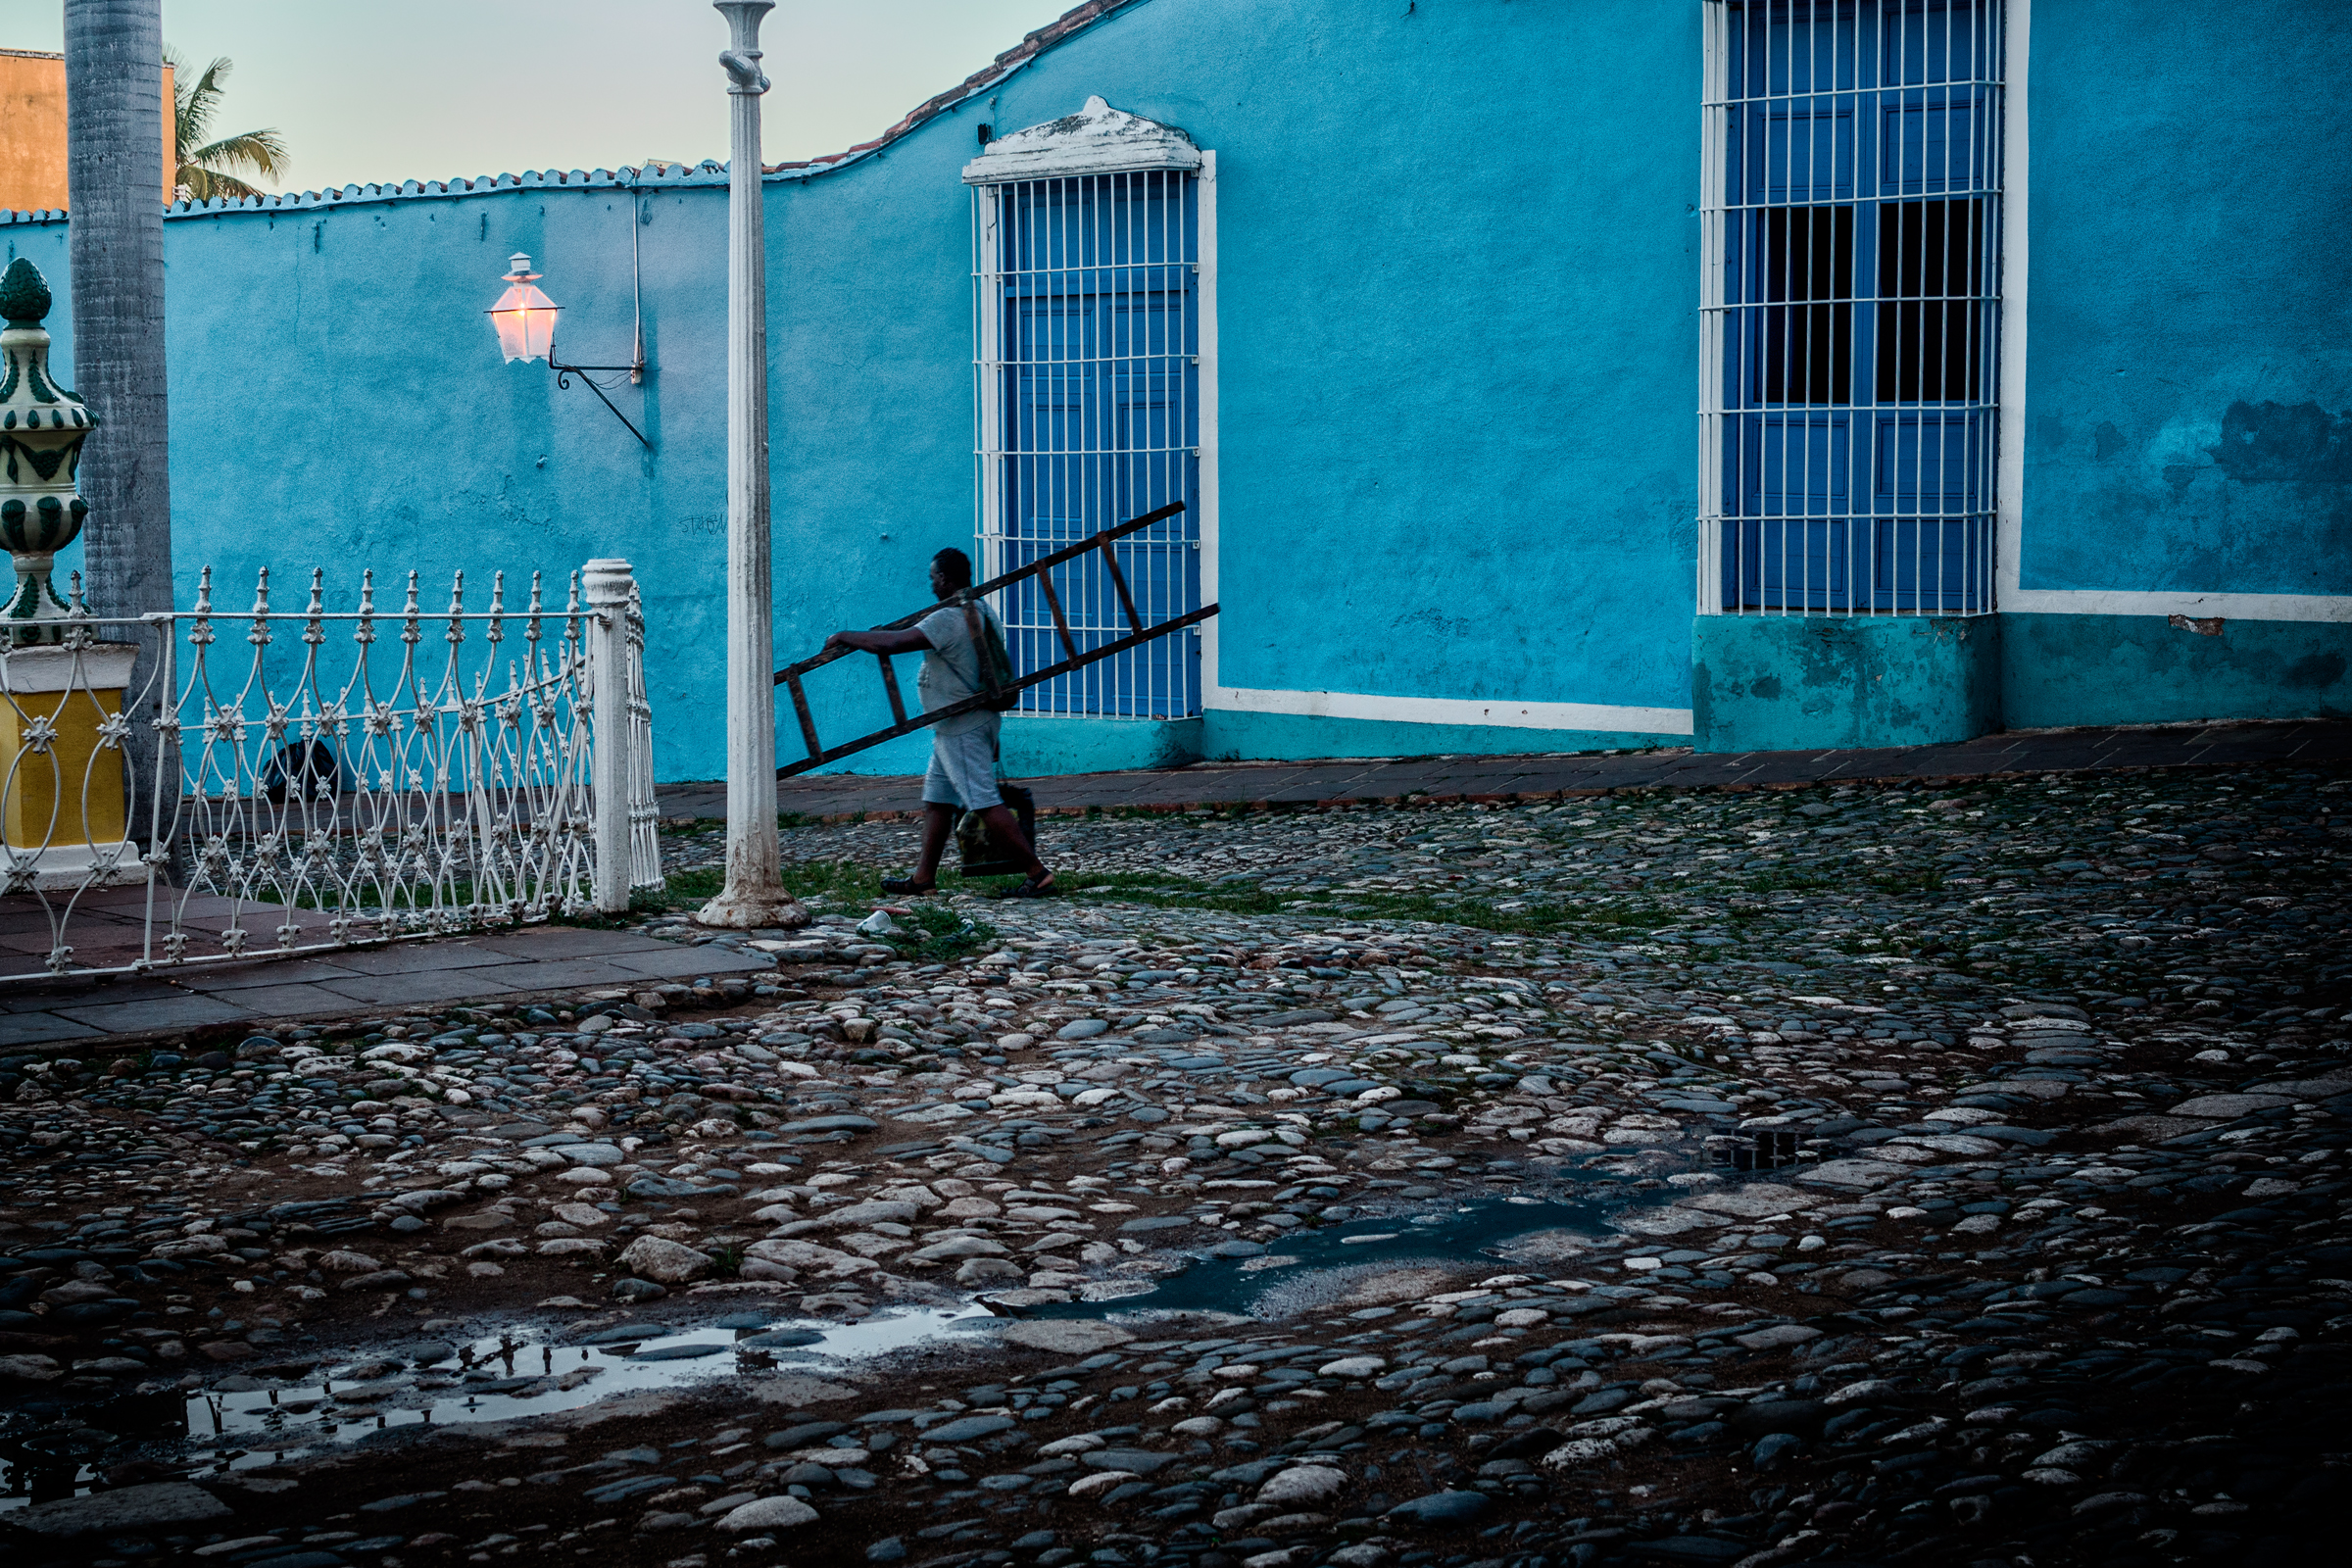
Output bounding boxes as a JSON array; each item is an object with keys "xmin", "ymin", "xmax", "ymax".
[{"xmin": 0, "ymin": 559, "xmax": 662, "ymax": 984}]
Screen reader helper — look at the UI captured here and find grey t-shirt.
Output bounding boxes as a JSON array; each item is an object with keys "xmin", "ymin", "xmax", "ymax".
[{"xmin": 916, "ymin": 601, "xmax": 1004, "ymax": 739}]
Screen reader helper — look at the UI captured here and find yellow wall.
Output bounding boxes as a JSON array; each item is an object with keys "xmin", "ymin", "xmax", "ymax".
[{"xmin": 0, "ymin": 48, "xmax": 173, "ymax": 214}]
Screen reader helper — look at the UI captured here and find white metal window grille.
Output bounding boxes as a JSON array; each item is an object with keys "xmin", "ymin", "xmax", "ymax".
[
  {"xmin": 973, "ymin": 171, "xmax": 1201, "ymax": 716},
  {"xmin": 1698, "ymin": 0, "xmax": 2005, "ymax": 615}
]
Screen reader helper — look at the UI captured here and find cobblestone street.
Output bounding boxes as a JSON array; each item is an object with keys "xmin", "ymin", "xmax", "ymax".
[{"xmin": 2, "ymin": 760, "xmax": 2346, "ymax": 1568}]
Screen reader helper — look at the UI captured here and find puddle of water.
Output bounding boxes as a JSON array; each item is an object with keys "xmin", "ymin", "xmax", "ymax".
[
  {"xmin": 0, "ymin": 1180, "xmax": 1667, "ymax": 1508},
  {"xmin": 1028, "ymin": 1183, "xmax": 1648, "ymax": 1322},
  {"xmin": 0, "ymin": 1303, "xmax": 1001, "ymax": 1511}
]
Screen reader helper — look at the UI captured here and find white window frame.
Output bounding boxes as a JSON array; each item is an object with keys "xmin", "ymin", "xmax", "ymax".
[
  {"xmin": 1696, "ymin": 0, "xmax": 2009, "ymax": 619},
  {"xmin": 966, "ymin": 99, "xmax": 1213, "ymax": 720}
]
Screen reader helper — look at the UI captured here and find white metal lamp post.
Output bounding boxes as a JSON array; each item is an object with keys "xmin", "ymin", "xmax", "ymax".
[{"xmin": 696, "ymin": 0, "xmax": 807, "ymax": 930}]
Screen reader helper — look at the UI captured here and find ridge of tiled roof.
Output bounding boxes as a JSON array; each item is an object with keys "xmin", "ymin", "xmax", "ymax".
[
  {"xmin": 0, "ymin": 0, "xmax": 1157, "ymax": 226},
  {"xmin": 760, "ymin": 0, "xmax": 1153, "ymax": 175},
  {"xmin": 0, "ymin": 163, "xmax": 736, "ymax": 226}
]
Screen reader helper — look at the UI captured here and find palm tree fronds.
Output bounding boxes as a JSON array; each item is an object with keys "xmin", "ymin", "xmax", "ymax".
[
  {"xmin": 189, "ymin": 129, "xmax": 288, "ymax": 178},
  {"xmin": 179, "ymin": 167, "xmax": 263, "ymax": 202},
  {"xmin": 164, "ymin": 44, "xmax": 286, "ymax": 199}
]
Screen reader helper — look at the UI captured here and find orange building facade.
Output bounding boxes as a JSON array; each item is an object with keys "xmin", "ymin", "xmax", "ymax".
[{"xmin": 0, "ymin": 47, "xmax": 172, "ymax": 213}]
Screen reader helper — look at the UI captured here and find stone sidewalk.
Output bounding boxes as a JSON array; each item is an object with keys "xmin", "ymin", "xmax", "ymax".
[
  {"xmin": 0, "ymin": 924, "xmax": 768, "ymax": 1049},
  {"xmin": 664, "ymin": 716, "xmax": 2352, "ymax": 821},
  {"xmin": 5, "ymin": 716, "xmax": 2338, "ymax": 1051}
]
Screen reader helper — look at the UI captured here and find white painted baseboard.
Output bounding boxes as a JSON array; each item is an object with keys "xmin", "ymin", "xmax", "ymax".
[{"xmin": 1207, "ymin": 685, "xmax": 1694, "ymax": 737}]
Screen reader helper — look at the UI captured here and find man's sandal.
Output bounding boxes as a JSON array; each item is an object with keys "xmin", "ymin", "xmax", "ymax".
[
  {"xmin": 880, "ymin": 876, "xmax": 938, "ymax": 896},
  {"xmin": 1002, "ymin": 874, "xmax": 1057, "ymax": 900}
]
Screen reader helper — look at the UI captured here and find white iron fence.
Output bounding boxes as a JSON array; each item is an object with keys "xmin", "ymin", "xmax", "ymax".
[{"xmin": 0, "ymin": 559, "xmax": 661, "ymax": 985}]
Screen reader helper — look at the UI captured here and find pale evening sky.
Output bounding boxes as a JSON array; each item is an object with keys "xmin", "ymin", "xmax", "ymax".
[{"xmin": 0, "ymin": 0, "xmax": 1077, "ymax": 190}]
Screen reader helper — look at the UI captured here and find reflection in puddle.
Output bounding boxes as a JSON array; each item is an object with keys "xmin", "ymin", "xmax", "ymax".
[
  {"xmin": 1036, "ymin": 1185, "xmax": 1647, "ymax": 1322},
  {"xmin": 0, "ymin": 1304, "xmax": 1001, "ymax": 1511},
  {"xmin": 1, "ymin": 1185, "xmax": 1659, "ymax": 1510}
]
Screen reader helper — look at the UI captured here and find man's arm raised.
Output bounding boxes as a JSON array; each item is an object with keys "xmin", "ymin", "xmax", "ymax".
[{"xmin": 824, "ymin": 626, "xmax": 932, "ymax": 656}]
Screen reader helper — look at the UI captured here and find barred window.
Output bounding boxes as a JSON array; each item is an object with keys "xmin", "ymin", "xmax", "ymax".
[
  {"xmin": 972, "ymin": 170, "xmax": 1201, "ymax": 717},
  {"xmin": 1698, "ymin": 0, "xmax": 2006, "ymax": 615}
]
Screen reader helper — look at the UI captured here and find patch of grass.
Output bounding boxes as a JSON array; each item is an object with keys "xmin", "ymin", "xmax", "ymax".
[
  {"xmin": 590, "ymin": 854, "xmax": 994, "ymax": 959},
  {"xmin": 780, "ymin": 858, "xmax": 888, "ymax": 906},
  {"xmin": 883, "ymin": 902, "xmax": 1000, "ymax": 963},
  {"xmin": 614, "ymin": 866, "xmax": 722, "ymax": 918}
]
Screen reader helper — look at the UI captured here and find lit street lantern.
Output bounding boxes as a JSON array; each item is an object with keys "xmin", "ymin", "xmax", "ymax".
[
  {"xmin": 484, "ymin": 253, "xmax": 647, "ymax": 449},
  {"xmin": 484, "ymin": 253, "xmax": 561, "ymax": 364}
]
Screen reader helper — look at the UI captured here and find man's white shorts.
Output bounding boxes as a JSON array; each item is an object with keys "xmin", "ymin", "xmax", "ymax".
[{"xmin": 921, "ymin": 725, "xmax": 1002, "ymax": 810}]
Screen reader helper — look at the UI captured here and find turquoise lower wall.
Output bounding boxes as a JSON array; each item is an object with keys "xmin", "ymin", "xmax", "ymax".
[
  {"xmin": 812, "ymin": 612, "xmax": 2347, "ymax": 778},
  {"xmin": 1200, "ymin": 709, "xmax": 1685, "ymax": 764},
  {"xmin": 1002, "ymin": 716, "xmax": 1202, "ymax": 776},
  {"xmin": 1691, "ymin": 615, "xmax": 2001, "ymax": 754},
  {"xmin": 1693, "ymin": 612, "xmax": 2348, "ymax": 747},
  {"xmin": 2000, "ymin": 613, "xmax": 2352, "ymax": 730}
]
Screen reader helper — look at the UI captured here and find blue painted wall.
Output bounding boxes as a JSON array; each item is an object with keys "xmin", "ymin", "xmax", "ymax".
[
  {"xmin": 2021, "ymin": 0, "xmax": 2352, "ymax": 598},
  {"xmin": 13, "ymin": 0, "xmax": 1708, "ymax": 783},
  {"xmin": 759, "ymin": 0, "xmax": 1707, "ymax": 771},
  {"xmin": 14, "ymin": 0, "xmax": 2348, "ymax": 781},
  {"xmin": 11, "ymin": 172, "xmax": 744, "ymax": 782}
]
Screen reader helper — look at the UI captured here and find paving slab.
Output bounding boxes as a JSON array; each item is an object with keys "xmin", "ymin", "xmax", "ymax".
[
  {"xmin": 317, "ymin": 940, "xmax": 524, "ymax": 976},
  {"xmin": 464, "ymin": 926, "xmax": 686, "ymax": 960},
  {"xmin": 179, "ymin": 956, "xmax": 373, "ymax": 992},
  {"xmin": 0, "ymin": 1011, "xmax": 105, "ymax": 1043},
  {"xmin": 448, "ymin": 957, "xmax": 694, "ymax": 993},
  {"xmin": 301, "ymin": 968, "xmax": 548, "ymax": 1007},
  {"xmin": 0, "ymin": 909, "xmax": 778, "ymax": 1040},
  {"xmin": 606, "ymin": 944, "xmax": 771, "ymax": 979},
  {"xmin": 177, "ymin": 982, "xmax": 368, "ymax": 1019},
  {"xmin": 689, "ymin": 717, "xmax": 2351, "ymax": 824},
  {"xmin": 48, "ymin": 993, "xmax": 256, "ymax": 1032}
]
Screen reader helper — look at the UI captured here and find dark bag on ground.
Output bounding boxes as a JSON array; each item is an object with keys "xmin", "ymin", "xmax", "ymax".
[
  {"xmin": 262, "ymin": 740, "xmax": 341, "ymax": 806},
  {"xmin": 956, "ymin": 782, "xmax": 1036, "ymax": 877}
]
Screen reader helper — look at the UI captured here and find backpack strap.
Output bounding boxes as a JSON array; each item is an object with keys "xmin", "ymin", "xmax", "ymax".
[{"xmin": 957, "ymin": 593, "xmax": 1004, "ymax": 707}]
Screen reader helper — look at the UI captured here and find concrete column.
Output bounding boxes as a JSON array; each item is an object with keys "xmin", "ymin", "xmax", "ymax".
[{"xmin": 697, "ymin": 0, "xmax": 808, "ymax": 930}]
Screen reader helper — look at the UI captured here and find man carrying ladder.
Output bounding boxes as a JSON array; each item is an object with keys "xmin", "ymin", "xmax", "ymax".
[{"xmin": 821, "ymin": 548, "xmax": 1057, "ymax": 899}]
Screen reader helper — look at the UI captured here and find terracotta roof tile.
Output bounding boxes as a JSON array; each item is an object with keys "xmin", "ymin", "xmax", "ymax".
[{"xmin": 1, "ymin": 0, "xmax": 1156, "ymax": 224}]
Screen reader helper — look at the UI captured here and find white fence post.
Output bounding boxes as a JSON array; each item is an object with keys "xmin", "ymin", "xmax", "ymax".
[
  {"xmin": 582, "ymin": 558, "xmax": 636, "ymax": 913},
  {"xmin": 623, "ymin": 579, "xmax": 663, "ymax": 895}
]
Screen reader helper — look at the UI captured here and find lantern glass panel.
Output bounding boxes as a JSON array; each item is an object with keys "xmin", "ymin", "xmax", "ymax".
[{"xmin": 488, "ymin": 280, "xmax": 561, "ymax": 364}]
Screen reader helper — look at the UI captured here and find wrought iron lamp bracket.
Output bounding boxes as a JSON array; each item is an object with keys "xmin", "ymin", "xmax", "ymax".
[{"xmin": 548, "ymin": 358, "xmax": 651, "ymax": 450}]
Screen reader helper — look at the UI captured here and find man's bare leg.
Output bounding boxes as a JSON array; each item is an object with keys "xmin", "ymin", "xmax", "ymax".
[
  {"xmin": 886, "ymin": 805, "xmax": 958, "ymax": 894},
  {"xmin": 913, "ymin": 804, "xmax": 956, "ymax": 885},
  {"xmin": 890, "ymin": 803, "xmax": 1048, "ymax": 893}
]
